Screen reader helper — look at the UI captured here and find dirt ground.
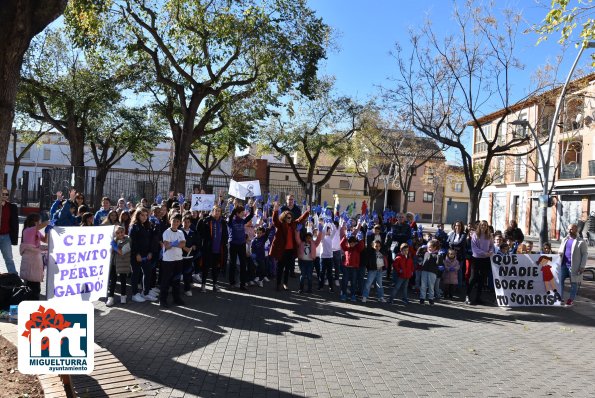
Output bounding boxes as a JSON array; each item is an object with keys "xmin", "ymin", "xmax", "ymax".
[{"xmin": 0, "ymin": 335, "xmax": 43, "ymax": 398}]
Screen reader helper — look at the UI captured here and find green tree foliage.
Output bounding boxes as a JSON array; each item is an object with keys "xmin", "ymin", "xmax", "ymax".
[{"xmin": 68, "ymin": 0, "xmax": 331, "ymax": 193}]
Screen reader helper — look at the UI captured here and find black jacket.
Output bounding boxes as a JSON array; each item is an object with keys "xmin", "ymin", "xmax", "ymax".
[
  {"xmin": 200, "ymin": 216, "xmax": 229, "ymax": 254},
  {"xmin": 421, "ymin": 251, "xmax": 444, "ymax": 275},
  {"xmin": 1, "ymin": 202, "xmax": 19, "ymax": 245},
  {"xmin": 129, "ymin": 222, "xmax": 154, "ymax": 259}
]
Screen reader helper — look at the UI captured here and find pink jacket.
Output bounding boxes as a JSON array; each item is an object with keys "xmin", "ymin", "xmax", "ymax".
[
  {"xmin": 442, "ymin": 257, "xmax": 460, "ymax": 285},
  {"xmin": 295, "ymin": 229, "xmax": 323, "ymax": 261},
  {"xmin": 20, "ymin": 243, "xmax": 45, "ymax": 282}
]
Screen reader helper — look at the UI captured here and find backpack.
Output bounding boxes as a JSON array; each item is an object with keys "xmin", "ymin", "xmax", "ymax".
[{"xmin": 0, "ymin": 273, "xmax": 34, "ymax": 310}]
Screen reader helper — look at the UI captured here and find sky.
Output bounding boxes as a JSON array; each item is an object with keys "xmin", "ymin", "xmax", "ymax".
[{"xmin": 309, "ymin": 0, "xmax": 590, "ymax": 111}]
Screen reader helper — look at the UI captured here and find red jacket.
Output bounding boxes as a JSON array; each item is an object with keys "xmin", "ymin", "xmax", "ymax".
[
  {"xmin": 393, "ymin": 253, "xmax": 414, "ymax": 279},
  {"xmin": 340, "ymin": 237, "xmax": 365, "ymax": 268},
  {"xmin": 269, "ymin": 210, "xmax": 309, "ymax": 261}
]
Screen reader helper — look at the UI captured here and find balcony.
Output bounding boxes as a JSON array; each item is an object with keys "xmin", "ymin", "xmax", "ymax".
[{"xmin": 589, "ymin": 160, "xmax": 595, "ymax": 176}]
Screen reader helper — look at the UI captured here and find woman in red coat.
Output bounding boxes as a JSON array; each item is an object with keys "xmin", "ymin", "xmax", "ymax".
[{"xmin": 269, "ymin": 202, "xmax": 309, "ymax": 291}]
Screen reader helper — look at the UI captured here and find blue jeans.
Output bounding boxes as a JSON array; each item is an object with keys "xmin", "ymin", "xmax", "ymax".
[
  {"xmin": 0, "ymin": 234, "xmax": 16, "ymax": 274},
  {"xmin": 391, "ymin": 274, "xmax": 409, "ymax": 300},
  {"xmin": 420, "ymin": 271, "xmax": 437, "ymax": 300},
  {"xmin": 415, "ymin": 269, "xmax": 422, "ymax": 289},
  {"xmin": 560, "ymin": 265, "xmax": 579, "ymax": 300},
  {"xmin": 341, "ymin": 267, "xmax": 358, "ymax": 296},
  {"xmin": 299, "ymin": 259, "xmax": 314, "ymax": 291},
  {"xmin": 434, "ymin": 276, "xmax": 442, "ymax": 298},
  {"xmin": 363, "ymin": 269, "xmax": 384, "ymax": 299}
]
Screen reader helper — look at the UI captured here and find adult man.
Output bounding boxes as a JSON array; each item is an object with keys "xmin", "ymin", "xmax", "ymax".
[
  {"xmin": 504, "ymin": 220, "xmax": 524, "ymax": 244},
  {"xmin": 94, "ymin": 197, "xmax": 111, "ymax": 225},
  {"xmin": 386, "ymin": 214, "xmax": 412, "ymax": 258},
  {"xmin": 558, "ymin": 223, "xmax": 588, "ymax": 306},
  {"xmin": 280, "ymin": 194, "xmax": 302, "ymax": 220},
  {"xmin": 0, "ymin": 188, "xmax": 19, "ymax": 274}
]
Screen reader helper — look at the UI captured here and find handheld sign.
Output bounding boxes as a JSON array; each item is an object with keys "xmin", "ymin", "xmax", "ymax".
[
  {"xmin": 228, "ymin": 179, "xmax": 261, "ymax": 199},
  {"xmin": 191, "ymin": 194, "xmax": 215, "ymax": 211}
]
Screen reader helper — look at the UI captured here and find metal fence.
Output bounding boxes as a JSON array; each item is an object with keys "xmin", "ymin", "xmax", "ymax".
[{"xmin": 36, "ymin": 167, "xmax": 308, "ymax": 212}]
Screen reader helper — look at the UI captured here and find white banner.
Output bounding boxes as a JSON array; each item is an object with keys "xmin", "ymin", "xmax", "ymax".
[
  {"xmin": 191, "ymin": 194, "xmax": 215, "ymax": 211},
  {"xmin": 491, "ymin": 253, "xmax": 563, "ymax": 307},
  {"xmin": 228, "ymin": 179, "xmax": 261, "ymax": 199},
  {"xmin": 46, "ymin": 226, "xmax": 114, "ymax": 302}
]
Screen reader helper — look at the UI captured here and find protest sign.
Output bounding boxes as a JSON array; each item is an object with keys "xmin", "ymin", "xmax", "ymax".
[
  {"xmin": 228, "ymin": 179, "xmax": 261, "ymax": 199},
  {"xmin": 191, "ymin": 194, "xmax": 215, "ymax": 211},
  {"xmin": 491, "ymin": 253, "xmax": 563, "ymax": 307},
  {"xmin": 46, "ymin": 226, "xmax": 114, "ymax": 302}
]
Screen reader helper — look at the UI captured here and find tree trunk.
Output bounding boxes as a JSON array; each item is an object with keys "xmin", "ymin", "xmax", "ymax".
[
  {"xmin": 68, "ymin": 137, "xmax": 86, "ymax": 193},
  {"xmin": 94, "ymin": 167, "xmax": 109, "ymax": 210},
  {"xmin": 200, "ymin": 170, "xmax": 211, "ymax": 193},
  {"xmin": 402, "ymin": 190, "xmax": 409, "ymax": 213},
  {"xmin": 0, "ymin": 1, "xmax": 67, "ymax": 191},
  {"xmin": 9, "ymin": 158, "xmax": 20, "ymax": 201},
  {"xmin": 170, "ymin": 135, "xmax": 192, "ymax": 194},
  {"xmin": 469, "ymin": 189, "xmax": 481, "ymax": 223}
]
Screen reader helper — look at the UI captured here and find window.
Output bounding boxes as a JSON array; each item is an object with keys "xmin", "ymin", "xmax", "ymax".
[
  {"xmin": 511, "ymin": 156, "xmax": 527, "ymax": 183},
  {"xmin": 407, "ymin": 191, "xmax": 415, "ymax": 202},
  {"xmin": 410, "ymin": 166, "xmax": 416, "ymax": 176},
  {"xmin": 20, "ymin": 146, "xmax": 30, "ymax": 160},
  {"xmin": 43, "ymin": 148, "xmax": 51, "ymax": 161},
  {"xmin": 284, "ymin": 175, "xmax": 289, "ymax": 181},
  {"xmin": 560, "ymin": 139, "xmax": 583, "ymax": 179},
  {"xmin": 243, "ymin": 168, "xmax": 256, "ymax": 177},
  {"xmin": 512, "ymin": 113, "xmax": 528, "ymax": 139},
  {"xmin": 474, "ymin": 124, "xmax": 493, "ymax": 153},
  {"xmin": 339, "ymin": 180, "xmax": 350, "ymax": 189},
  {"xmin": 423, "ymin": 192, "xmax": 433, "ymax": 202},
  {"xmin": 454, "ymin": 182, "xmax": 463, "ymax": 192}
]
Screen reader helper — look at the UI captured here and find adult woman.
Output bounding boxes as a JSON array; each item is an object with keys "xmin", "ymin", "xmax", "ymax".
[
  {"xmin": 200, "ymin": 205, "xmax": 229, "ymax": 292},
  {"xmin": 447, "ymin": 220, "xmax": 467, "ymax": 293},
  {"xmin": 466, "ymin": 220, "xmax": 494, "ymax": 305},
  {"xmin": 128, "ymin": 208, "xmax": 157, "ymax": 302},
  {"xmin": 227, "ymin": 201, "xmax": 255, "ymax": 290},
  {"xmin": 269, "ymin": 202, "xmax": 309, "ymax": 291}
]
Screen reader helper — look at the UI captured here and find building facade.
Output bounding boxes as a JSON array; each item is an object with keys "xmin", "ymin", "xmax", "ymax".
[{"xmin": 472, "ymin": 73, "xmax": 595, "ymax": 239}]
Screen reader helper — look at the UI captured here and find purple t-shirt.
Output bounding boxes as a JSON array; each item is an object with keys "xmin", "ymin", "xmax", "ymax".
[
  {"xmin": 563, "ymin": 238, "xmax": 574, "ymax": 268},
  {"xmin": 211, "ymin": 218, "xmax": 223, "ymax": 254}
]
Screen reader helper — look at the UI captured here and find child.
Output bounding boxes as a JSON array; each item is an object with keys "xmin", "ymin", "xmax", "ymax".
[
  {"xmin": 295, "ymin": 222, "xmax": 324, "ymax": 293},
  {"xmin": 496, "ymin": 242, "xmax": 510, "ymax": 255},
  {"xmin": 160, "ymin": 213, "xmax": 186, "ymax": 307},
  {"xmin": 390, "ymin": 243, "xmax": 414, "ymax": 304},
  {"xmin": 318, "ymin": 220, "xmax": 337, "ymax": 292},
  {"xmin": 362, "ymin": 240, "xmax": 387, "ymax": 303},
  {"xmin": 251, "ymin": 226, "xmax": 268, "ymax": 287},
  {"xmin": 19, "ymin": 214, "xmax": 49, "ymax": 300},
  {"xmin": 420, "ymin": 239, "xmax": 443, "ymax": 305},
  {"xmin": 107, "ymin": 226, "xmax": 131, "ymax": 306},
  {"xmin": 541, "ymin": 242, "xmax": 552, "ymax": 254},
  {"xmin": 181, "ymin": 215, "xmax": 198, "ymax": 295},
  {"xmin": 339, "ymin": 234, "xmax": 365, "ymax": 302},
  {"xmin": 442, "ymin": 249, "xmax": 460, "ymax": 299}
]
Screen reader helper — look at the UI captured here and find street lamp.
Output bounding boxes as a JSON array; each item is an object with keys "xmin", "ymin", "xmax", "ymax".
[{"xmin": 511, "ymin": 41, "xmax": 595, "ymax": 247}]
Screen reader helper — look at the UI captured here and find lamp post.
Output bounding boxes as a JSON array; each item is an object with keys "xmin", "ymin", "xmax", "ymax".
[{"xmin": 511, "ymin": 41, "xmax": 595, "ymax": 247}]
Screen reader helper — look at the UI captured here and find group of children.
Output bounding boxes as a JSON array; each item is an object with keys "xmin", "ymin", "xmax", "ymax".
[{"xmin": 21, "ymin": 189, "xmax": 563, "ymax": 309}]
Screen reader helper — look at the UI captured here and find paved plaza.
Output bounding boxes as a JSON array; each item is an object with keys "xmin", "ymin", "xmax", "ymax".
[{"xmin": 5, "ymin": 245, "xmax": 595, "ymax": 397}]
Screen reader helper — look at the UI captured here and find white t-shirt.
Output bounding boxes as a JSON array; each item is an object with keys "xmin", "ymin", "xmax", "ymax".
[
  {"xmin": 163, "ymin": 228, "xmax": 185, "ymax": 262},
  {"xmin": 375, "ymin": 252, "xmax": 384, "ymax": 270}
]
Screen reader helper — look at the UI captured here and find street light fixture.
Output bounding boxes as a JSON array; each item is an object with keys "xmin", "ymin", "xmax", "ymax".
[{"xmin": 512, "ymin": 41, "xmax": 595, "ymax": 247}]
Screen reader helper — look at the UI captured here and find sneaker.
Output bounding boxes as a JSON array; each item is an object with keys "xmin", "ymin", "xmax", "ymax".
[
  {"xmin": 335, "ymin": 280, "xmax": 340, "ymax": 287},
  {"xmin": 147, "ymin": 290, "xmax": 159, "ymax": 299},
  {"xmin": 132, "ymin": 293, "xmax": 146, "ymax": 303},
  {"xmin": 465, "ymin": 296, "xmax": 471, "ymax": 305},
  {"xmin": 258, "ymin": 280, "xmax": 264, "ymax": 288},
  {"xmin": 120, "ymin": 296, "xmax": 127, "ymax": 304},
  {"xmin": 362, "ymin": 297, "xmax": 367, "ymax": 303},
  {"xmin": 429, "ymin": 299, "xmax": 434, "ymax": 305},
  {"xmin": 254, "ymin": 277, "xmax": 260, "ymax": 283},
  {"xmin": 143, "ymin": 293, "xmax": 158, "ymax": 302},
  {"xmin": 350, "ymin": 295, "xmax": 357, "ymax": 302},
  {"xmin": 248, "ymin": 281, "xmax": 256, "ymax": 286},
  {"xmin": 152, "ymin": 287, "xmax": 160, "ymax": 294},
  {"xmin": 185, "ymin": 290, "xmax": 193, "ymax": 297},
  {"xmin": 566, "ymin": 299, "xmax": 574, "ymax": 306},
  {"xmin": 106, "ymin": 297, "xmax": 115, "ymax": 307},
  {"xmin": 192, "ymin": 274, "xmax": 202, "ymax": 283},
  {"xmin": 263, "ymin": 277, "xmax": 270, "ymax": 282},
  {"xmin": 340, "ymin": 294, "xmax": 347, "ymax": 301},
  {"xmin": 419, "ymin": 299, "xmax": 425, "ymax": 305},
  {"xmin": 283, "ymin": 284, "xmax": 288, "ymax": 291},
  {"xmin": 379, "ymin": 298, "xmax": 386, "ymax": 303},
  {"xmin": 324, "ymin": 280, "xmax": 329, "ymax": 286},
  {"xmin": 234, "ymin": 282, "xmax": 240, "ymax": 288},
  {"xmin": 201, "ymin": 285, "xmax": 206, "ymax": 293},
  {"xmin": 402, "ymin": 298, "xmax": 409, "ymax": 304}
]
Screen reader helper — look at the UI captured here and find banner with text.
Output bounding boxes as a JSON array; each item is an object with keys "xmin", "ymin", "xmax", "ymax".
[
  {"xmin": 191, "ymin": 194, "xmax": 215, "ymax": 211},
  {"xmin": 491, "ymin": 253, "xmax": 563, "ymax": 307},
  {"xmin": 47, "ymin": 226, "xmax": 114, "ymax": 302}
]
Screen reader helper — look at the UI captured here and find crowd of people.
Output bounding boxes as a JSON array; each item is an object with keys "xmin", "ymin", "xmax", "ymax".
[{"xmin": 0, "ymin": 187, "xmax": 588, "ymax": 308}]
